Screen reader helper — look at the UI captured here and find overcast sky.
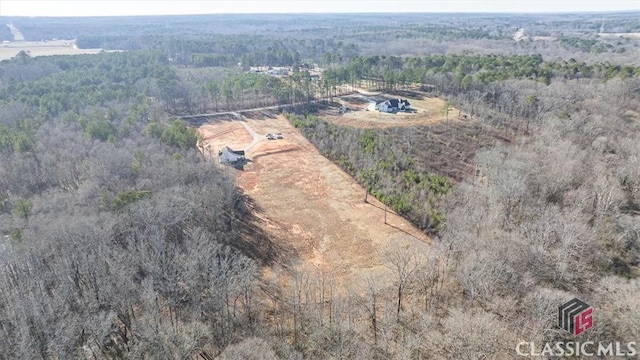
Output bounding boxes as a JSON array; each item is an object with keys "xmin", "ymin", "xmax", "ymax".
[{"xmin": 1, "ymin": 0, "xmax": 638, "ymax": 17}]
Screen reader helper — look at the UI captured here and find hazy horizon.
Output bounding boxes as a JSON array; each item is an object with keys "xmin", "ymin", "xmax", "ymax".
[{"xmin": 1, "ymin": 0, "xmax": 639, "ymax": 17}]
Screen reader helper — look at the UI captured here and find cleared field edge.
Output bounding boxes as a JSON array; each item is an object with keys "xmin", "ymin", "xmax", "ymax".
[
  {"xmin": 0, "ymin": 39, "xmax": 110, "ymax": 61},
  {"xmin": 197, "ymin": 113, "xmax": 432, "ymax": 285}
]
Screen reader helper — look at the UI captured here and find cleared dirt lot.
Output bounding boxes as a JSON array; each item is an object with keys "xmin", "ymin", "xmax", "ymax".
[
  {"xmin": 198, "ymin": 113, "xmax": 431, "ymax": 285},
  {"xmin": 198, "ymin": 117, "xmax": 253, "ymax": 155},
  {"xmin": 0, "ymin": 40, "xmax": 105, "ymax": 60},
  {"xmin": 324, "ymin": 90, "xmax": 466, "ymax": 129}
]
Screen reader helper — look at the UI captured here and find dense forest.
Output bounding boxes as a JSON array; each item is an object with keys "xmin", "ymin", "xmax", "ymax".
[
  {"xmin": 2, "ymin": 12, "xmax": 639, "ymax": 65},
  {"xmin": 1, "ymin": 11, "xmax": 639, "ymax": 359}
]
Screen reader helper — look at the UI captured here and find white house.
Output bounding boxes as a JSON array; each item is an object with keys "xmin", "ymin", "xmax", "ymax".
[
  {"xmin": 373, "ymin": 99, "xmax": 411, "ymax": 113},
  {"xmin": 218, "ymin": 146, "xmax": 246, "ymax": 165}
]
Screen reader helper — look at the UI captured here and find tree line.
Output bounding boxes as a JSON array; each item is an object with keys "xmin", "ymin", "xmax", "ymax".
[{"xmin": 324, "ymin": 54, "xmax": 640, "ymax": 92}]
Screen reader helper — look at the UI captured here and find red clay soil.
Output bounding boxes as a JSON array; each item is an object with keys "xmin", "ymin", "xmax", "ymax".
[{"xmin": 198, "ymin": 113, "xmax": 432, "ymax": 287}]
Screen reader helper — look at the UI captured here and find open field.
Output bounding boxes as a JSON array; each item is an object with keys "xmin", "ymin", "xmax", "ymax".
[
  {"xmin": 0, "ymin": 40, "xmax": 105, "ymax": 60},
  {"xmin": 198, "ymin": 113, "xmax": 431, "ymax": 286},
  {"xmin": 323, "ymin": 90, "xmax": 466, "ymax": 129},
  {"xmin": 599, "ymin": 32, "xmax": 640, "ymax": 39}
]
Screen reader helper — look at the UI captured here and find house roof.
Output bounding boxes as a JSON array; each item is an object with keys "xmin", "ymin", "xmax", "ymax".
[
  {"xmin": 221, "ymin": 146, "xmax": 245, "ymax": 156},
  {"xmin": 386, "ymin": 99, "xmax": 410, "ymax": 106},
  {"xmin": 219, "ymin": 146, "xmax": 246, "ymax": 165}
]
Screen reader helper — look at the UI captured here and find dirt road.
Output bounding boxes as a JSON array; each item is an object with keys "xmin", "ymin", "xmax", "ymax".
[
  {"xmin": 233, "ymin": 113, "xmax": 267, "ymax": 152},
  {"xmin": 6, "ymin": 23, "xmax": 24, "ymax": 41}
]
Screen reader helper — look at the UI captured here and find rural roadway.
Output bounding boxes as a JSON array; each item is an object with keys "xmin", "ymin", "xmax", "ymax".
[
  {"xmin": 179, "ymin": 89, "xmax": 359, "ymax": 120},
  {"xmin": 181, "ymin": 104, "xmax": 287, "ymax": 120},
  {"xmin": 184, "ymin": 89, "xmax": 364, "ymax": 153},
  {"xmin": 184, "ymin": 92, "xmax": 355, "ymax": 154}
]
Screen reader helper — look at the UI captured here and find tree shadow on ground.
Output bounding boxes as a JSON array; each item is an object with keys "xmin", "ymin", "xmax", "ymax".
[
  {"xmin": 224, "ymin": 158, "xmax": 251, "ymax": 171},
  {"xmin": 230, "ymin": 192, "xmax": 297, "ymax": 266},
  {"xmin": 241, "ymin": 110, "xmax": 278, "ymax": 119},
  {"xmin": 384, "ymin": 222, "xmax": 427, "ymax": 242},
  {"xmin": 386, "ymin": 89, "xmax": 425, "ymax": 99},
  {"xmin": 184, "ymin": 116, "xmax": 235, "ymax": 126}
]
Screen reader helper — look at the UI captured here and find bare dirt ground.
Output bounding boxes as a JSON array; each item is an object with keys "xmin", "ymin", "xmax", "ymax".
[
  {"xmin": 323, "ymin": 90, "xmax": 467, "ymax": 129},
  {"xmin": 198, "ymin": 116, "xmax": 253, "ymax": 155},
  {"xmin": 0, "ymin": 40, "xmax": 105, "ymax": 61},
  {"xmin": 198, "ymin": 113, "xmax": 431, "ymax": 286}
]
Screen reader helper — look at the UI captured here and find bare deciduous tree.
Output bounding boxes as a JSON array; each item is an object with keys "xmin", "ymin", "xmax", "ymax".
[{"xmin": 384, "ymin": 244, "xmax": 422, "ymax": 320}]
